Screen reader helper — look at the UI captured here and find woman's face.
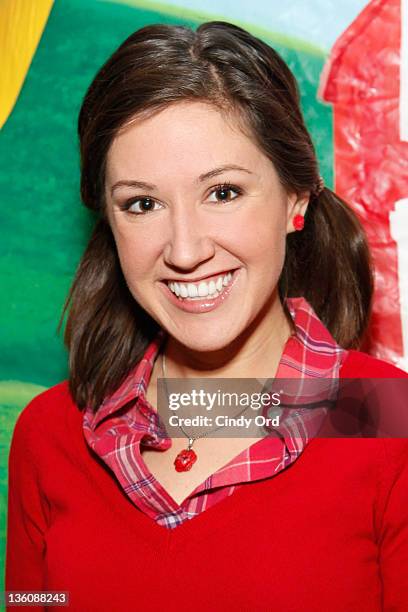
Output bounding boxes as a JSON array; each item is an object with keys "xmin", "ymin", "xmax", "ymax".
[{"xmin": 105, "ymin": 101, "xmax": 307, "ymax": 352}]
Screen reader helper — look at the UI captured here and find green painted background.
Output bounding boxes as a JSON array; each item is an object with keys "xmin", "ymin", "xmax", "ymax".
[{"xmin": 0, "ymin": 0, "xmax": 332, "ymax": 594}]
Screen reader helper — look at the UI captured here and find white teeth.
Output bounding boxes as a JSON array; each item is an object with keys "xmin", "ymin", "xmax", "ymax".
[
  {"xmin": 167, "ymin": 271, "xmax": 235, "ymax": 299},
  {"xmin": 179, "ymin": 284, "xmax": 188, "ymax": 298},
  {"xmin": 198, "ymin": 282, "xmax": 209, "ymax": 297},
  {"xmin": 187, "ymin": 283, "xmax": 198, "ymax": 298}
]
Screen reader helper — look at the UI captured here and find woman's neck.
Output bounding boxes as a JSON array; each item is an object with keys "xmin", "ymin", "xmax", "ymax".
[{"xmin": 161, "ymin": 297, "xmax": 294, "ymax": 381}]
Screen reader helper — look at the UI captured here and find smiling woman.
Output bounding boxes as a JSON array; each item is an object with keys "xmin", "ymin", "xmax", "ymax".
[
  {"xmin": 5, "ymin": 20, "xmax": 408, "ymax": 612},
  {"xmin": 105, "ymin": 101, "xmax": 298, "ymax": 348}
]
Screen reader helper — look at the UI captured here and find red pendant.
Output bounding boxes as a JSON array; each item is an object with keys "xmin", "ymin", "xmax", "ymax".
[{"xmin": 174, "ymin": 448, "xmax": 197, "ymax": 472}]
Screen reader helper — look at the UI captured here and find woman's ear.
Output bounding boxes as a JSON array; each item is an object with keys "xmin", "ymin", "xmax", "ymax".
[{"xmin": 286, "ymin": 192, "xmax": 310, "ymax": 234}]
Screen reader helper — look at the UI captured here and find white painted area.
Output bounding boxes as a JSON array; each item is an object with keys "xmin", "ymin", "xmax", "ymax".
[
  {"xmin": 401, "ymin": 0, "xmax": 408, "ymax": 141},
  {"xmin": 141, "ymin": 0, "xmax": 369, "ymax": 51},
  {"xmin": 390, "ymin": 198, "xmax": 408, "ymax": 369}
]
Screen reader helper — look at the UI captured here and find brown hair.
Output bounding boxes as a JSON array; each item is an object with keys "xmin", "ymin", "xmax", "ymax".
[{"xmin": 59, "ymin": 21, "xmax": 373, "ymax": 411}]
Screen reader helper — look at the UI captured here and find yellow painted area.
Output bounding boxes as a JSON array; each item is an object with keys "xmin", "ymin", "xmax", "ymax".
[{"xmin": 0, "ymin": 0, "xmax": 54, "ymax": 129}]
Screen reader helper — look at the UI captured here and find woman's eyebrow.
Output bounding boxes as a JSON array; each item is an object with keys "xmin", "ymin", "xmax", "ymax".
[
  {"xmin": 110, "ymin": 164, "xmax": 253, "ymax": 195},
  {"xmin": 198, "ymin": 164, "xmax": 253, "ymax": 182},
  {"xmin": 111, "ymin": 180, "xmax": 156, "ymax": 195}
]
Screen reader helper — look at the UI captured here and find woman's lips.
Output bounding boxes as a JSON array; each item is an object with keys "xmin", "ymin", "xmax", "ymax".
[{"xmin": 159, "ymin": 269, "xmax": 240, "ymax": 313}]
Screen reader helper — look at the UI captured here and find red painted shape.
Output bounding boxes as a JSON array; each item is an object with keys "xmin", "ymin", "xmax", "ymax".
[{"xmin": 319, "ymin": 0, "xmax": 407, "ymax": 364}]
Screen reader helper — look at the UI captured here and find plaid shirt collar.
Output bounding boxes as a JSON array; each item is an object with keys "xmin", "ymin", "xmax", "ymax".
[
  {"xmin": 87, "ymin": 296, "xmax": 345, "ymax": 430},
  {"xmin": 83, "ymin": 297, "xmax": 347, "ymax": 527}
]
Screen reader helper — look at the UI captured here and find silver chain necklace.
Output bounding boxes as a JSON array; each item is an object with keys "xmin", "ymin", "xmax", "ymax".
[{"xmin": 161, "ymin": 351, "xmax": 252, "ymax": 472}]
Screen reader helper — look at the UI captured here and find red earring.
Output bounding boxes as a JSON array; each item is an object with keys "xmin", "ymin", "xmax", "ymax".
[{"xmin": 293, "ymin": 214, "xmax": 304, "ymax": 231}]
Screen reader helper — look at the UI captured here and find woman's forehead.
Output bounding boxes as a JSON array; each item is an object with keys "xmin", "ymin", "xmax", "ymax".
[{"xmin": 105, "ymin": 101, "xmax": 270, "ymax": 183}]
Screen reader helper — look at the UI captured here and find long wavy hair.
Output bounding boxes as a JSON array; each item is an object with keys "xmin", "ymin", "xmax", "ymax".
[{"xmin": 58, "ymin": 21, "xmax": 373, "ymax": 412}]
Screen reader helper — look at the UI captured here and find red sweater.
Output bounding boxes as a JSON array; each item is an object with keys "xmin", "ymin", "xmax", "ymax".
[{"xmin": 5, "ymin": 350, "xmax": 408, "ymax": 611}]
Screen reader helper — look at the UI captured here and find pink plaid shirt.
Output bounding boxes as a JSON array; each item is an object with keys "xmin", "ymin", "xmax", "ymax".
[{"xmin": 83, "ymin": 297, "xmax": 347, "ymax": 529}]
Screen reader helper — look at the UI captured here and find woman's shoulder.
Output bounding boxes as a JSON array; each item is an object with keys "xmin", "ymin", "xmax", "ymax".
[
  {"xmin": 336, "ymin": 350, "xmax": 408, "ymax": 458},
  {"xmin": 10, "ymin": 380, "xmax": 78, "ymax": 451},
  {"xmin": 17, "ymin": 379, "xmax": 73, "ymax": 419},
  {"xmin": 340, "ymin": 349, "xmax": 408, "ymax": 378}
]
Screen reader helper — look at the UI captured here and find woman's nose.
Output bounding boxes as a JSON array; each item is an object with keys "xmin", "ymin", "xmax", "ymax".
[{"xmin": 162, "ymin": 208, "xmax": 216, "ymax": 270}]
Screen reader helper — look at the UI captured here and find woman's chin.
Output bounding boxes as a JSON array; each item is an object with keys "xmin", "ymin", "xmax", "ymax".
[{"xmin": 165, "ymin": 322, "xmax": 242, "ymax": 354}]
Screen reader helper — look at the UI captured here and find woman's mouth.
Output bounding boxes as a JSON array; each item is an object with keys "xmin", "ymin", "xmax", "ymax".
[
  {"xmin": 159, "ymin": 269, "xmax": 240, "ymax": 313},
  {"xmin": 168, "ymin": 270, "xmax": 233, "ymax": 300}
]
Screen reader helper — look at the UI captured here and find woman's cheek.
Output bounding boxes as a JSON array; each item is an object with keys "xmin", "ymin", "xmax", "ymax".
[{"xmin": 114, "ymin": 240, "xmax": 151, "ymax": 289}]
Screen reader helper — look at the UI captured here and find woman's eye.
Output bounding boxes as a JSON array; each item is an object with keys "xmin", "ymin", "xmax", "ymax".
[
  {"xmin": 120, "ymin": 185, "xmax": 241, "ymax": 213},
  {"xmin": 208, "ymin": 184, "xmax": 242, "ymax": 204},
  {"xmin": 122, "ymin": 197, "xmax": 161, "ymax": 214}
]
